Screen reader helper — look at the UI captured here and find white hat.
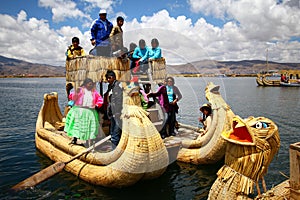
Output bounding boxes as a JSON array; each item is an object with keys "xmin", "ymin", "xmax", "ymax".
[{"xmin": 99, "ymin": 9, "xmax": 107, "ymax": 14}]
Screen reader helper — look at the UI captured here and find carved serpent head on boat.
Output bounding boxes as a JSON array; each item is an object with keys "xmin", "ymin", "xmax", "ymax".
[{"xmin": 221, "ymin": 115, "xmax": 280, "ymax": 180}]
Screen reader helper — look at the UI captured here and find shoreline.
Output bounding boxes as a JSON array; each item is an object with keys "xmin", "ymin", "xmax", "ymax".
[
  {"xmin": 169, "ymin": 73, "xmax": 257, "ymax": 77},
  {"xmin": 0, "ymin": 74, "xmax": 257, "ymax": 78},
  {"xmin": 0, "ymin": 75, "xmax": 65, "ymax": 78}
]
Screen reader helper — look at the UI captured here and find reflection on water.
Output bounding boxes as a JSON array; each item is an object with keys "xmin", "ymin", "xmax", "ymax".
[{"xmin": 0, "ymin": 77, "xmax": 299, "ymax": 199}]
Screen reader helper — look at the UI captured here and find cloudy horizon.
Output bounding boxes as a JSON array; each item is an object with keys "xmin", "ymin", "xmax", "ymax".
[{"xmin": 0, "ymin": 0, "xmax": 299, "ymax": 66}]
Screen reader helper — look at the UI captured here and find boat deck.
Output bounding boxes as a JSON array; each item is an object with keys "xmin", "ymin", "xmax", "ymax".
[{"xmin": 48, "ymin": 123, "xmax": 202, "ymax": 153}]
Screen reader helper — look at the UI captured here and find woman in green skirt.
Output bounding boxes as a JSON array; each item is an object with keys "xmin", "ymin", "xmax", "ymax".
[{"xmin": 64, "ymin": 78, "xmax": 103, "ymax": 144}]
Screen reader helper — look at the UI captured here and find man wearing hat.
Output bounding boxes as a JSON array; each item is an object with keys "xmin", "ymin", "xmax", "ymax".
[{"xmin": 90, "ymin": 9, "xmax": 113, "ymax": 57}]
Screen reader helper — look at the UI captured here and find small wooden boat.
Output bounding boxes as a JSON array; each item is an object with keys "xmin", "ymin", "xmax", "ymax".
[{"xmin": 169, "ymin": 82, "xmax": 236, "ymax": 165}]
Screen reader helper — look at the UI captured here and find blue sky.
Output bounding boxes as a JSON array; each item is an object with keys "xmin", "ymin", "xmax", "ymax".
[{"xmin": 0, "ymin": 0, "xmax": 300, "ymax": 66}]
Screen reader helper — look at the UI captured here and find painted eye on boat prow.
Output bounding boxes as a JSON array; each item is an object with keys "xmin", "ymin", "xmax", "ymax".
[{"xmin": 253, "ymin": 121, "xmax": 269, "ymax": 129}]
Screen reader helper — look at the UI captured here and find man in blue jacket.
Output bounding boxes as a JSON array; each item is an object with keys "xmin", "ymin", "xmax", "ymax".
[{"xmin": 90, "ymin": 9, "xmax": 113, "ymax": 57}]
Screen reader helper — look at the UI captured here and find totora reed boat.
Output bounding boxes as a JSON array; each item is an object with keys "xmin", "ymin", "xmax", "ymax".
[
  {"xmin": 33, "ymin": 56, "xmax": 170, "ymax": 188},
  {"xmin": 14, "ymin": 55, "xmax": 238, "ymax": 189},
  {"xmin": 35, "ymin": 90, "xmax": 170, "ymax": 188},
  {"xmin": 256, "ymin": 69, "xmax": 300, "ymax": 87},
  {"xmin": 256, "ymin": 74, "xmax": 264, "ymax": 86}
]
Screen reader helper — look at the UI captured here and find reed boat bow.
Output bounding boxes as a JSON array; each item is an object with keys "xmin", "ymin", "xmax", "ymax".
[
  {"xmin": 35, "ymin": 90, "xmax": 169, "ymax": 188},
  {"xmin": 176, "ymin": 82, "xmax": 235, "ymax": 164}
]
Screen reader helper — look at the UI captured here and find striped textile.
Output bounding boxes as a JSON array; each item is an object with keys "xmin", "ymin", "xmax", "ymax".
[{"xmin": 64, "ymin": 106, "xmax": 99, "ymax": 140}]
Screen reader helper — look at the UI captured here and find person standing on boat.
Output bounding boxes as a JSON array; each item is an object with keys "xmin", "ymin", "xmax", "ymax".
[
  {"xmin": 66, "ymin": 37, "xmax": 86, "ymax": 60},
  {"xmin": 148, "ymin": 77, "xmax": 182, "ymax": 138},
  {"xmin": 198, "ymin": 103, "xmax": 212, "ymax": 135},
  {"xmin": 105, "ymin": 70, "xmax": 123, "ymax": 147},
  {"xmin": 90, "ymin": 9, "xmax": 113, "ymax": 57},
  {"xmin": 64, "ymin": 78, "xmax": 103, "ymax": 145},
  {"xmin": 109, "ymin": 16, "xmax": 124, "ymax": 54}
]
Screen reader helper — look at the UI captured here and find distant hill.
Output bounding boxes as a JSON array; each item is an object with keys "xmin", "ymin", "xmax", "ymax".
[
  {"xmin": 0, "ymin": 55, "xmax": 65, "ymax": 77},
  {"xmin": 167, "ymin": 59, "xmax": 300, "ymax": 75},
  {"xmin": 1, "ymin": 55, "xmax": 299, "ymax": 77}
]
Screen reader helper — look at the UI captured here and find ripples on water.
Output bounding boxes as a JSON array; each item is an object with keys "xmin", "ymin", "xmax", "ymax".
[{"xmin": 0, "ymin": 77, "xmax": 299, "ymax": 199}]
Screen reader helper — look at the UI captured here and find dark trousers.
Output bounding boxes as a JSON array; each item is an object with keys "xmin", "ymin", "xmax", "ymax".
[
  {"xmin": 109, "ymin": 117, "xmax": 122, "ymax": 147},
  {"xmin": 95, "ymin": 45, "xmax": 111, "ymax": 57},
  {"xmin": 160, "ymin": 107, "xmax": 176, "ymax": 137},
  {"xmin": 139, "ymin": 60, "xmax": 149, "ymax": 72},
  {"xmin": 129, "ymin": 58, "xmax": 139, "ymax": 69}
]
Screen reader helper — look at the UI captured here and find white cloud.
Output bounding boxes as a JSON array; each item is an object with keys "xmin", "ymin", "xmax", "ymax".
[
  {"xmin": 38, "ymin": 0, "xmax": 91, "ymax": 22},
  {"xmin": 185, "ymin": 0, "xmax": 300, "ymax": 62},
  {"xmin": 82, "ymin": 0, "xmax": 119, "ymax": 14},
  {"xmin": 188, "ymin": 0, "xmax": 300, "ymax": 41},
  {"xmin": 0, "ymin": 11, "xmax": 69, "ymax": 66},
  {"xmin": 188, "ymin": 0, "xmax": 231, "ymax": 19},
  {"xmin": 0, "ymin": 1, "xmax": 299, "ymax": 66}
]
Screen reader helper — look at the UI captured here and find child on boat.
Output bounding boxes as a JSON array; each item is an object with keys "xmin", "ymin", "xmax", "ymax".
[
  {"xmin": 64, "ymin": 78, "xmax": 103, "ymax": 145},
  {"xmin": 66, "ymin": 37, "xmax": 86, "ymax": 60},
  {"xmin": 110, "ymin": 16, "xmax": 124, "ymax": 53},
  {"xmin": 199, "ymin": 103, "xmax": 212, "ymax": 135}
]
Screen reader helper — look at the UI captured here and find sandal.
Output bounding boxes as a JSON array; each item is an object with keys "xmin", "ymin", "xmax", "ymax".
[{"xmin": 69, "ymin": 137, "xmax": 77, "ymax": 145}]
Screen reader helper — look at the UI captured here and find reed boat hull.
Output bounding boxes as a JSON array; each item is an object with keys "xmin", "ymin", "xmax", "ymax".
[
  {"xmin": 176, "ymin": 82, "xmax": 235, "ymax": 165},
  {"xmin": 262, "ymin": 76, "xmax": 281, "ymax": 86},
  {"xmin": 280, "ymin": 81, "xmax": 300, "ymax": 87},
  {"xmin": 35, "ymin": 92, "xmax": 169, "ymax": 188},
  {"xmin": 256, "ymin": 74, "xmax": 264, "ymax": 86}
]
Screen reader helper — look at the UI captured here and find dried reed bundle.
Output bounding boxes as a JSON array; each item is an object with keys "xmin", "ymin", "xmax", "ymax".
[
  {"xmin": 151, "ymin": 58, "xmax": 167, "ymax": 83},
  {"xmin": 66, "ymin": 56, "xmax": 130, "ymax": 85},
  {"xmin": 66, "ymin": 56, "xmax": 166, "ymax": 86},
  {"xmin": 208, "ymin": 116, "xmax": 280, "ymax": 199}
]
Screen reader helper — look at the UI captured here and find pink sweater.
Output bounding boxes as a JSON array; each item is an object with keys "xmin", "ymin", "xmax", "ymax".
[{"xmin": 69, "ymin": 87, "xmax": 103, "ymax": 108}]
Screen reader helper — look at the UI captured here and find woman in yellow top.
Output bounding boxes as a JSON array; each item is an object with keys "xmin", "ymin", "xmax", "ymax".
[{"xmin": 66, "ymin": 37, "xmax": 85, "ymax": 60}]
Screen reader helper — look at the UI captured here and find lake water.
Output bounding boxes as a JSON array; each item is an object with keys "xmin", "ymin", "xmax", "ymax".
[{"xmin": 0, "ymin": 77, "xmax": 299, "ymax": 199}]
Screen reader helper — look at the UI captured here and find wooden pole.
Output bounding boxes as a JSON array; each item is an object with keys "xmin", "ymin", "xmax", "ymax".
[
  {"xmin": 11, "ymin": 135, "xmax": 111, "ymax": 191},
  {"xmin": 289, "ymin": 142, "xmax": 300, "ymax": 199}
]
